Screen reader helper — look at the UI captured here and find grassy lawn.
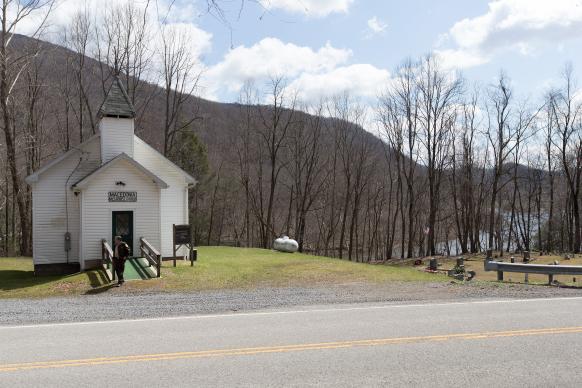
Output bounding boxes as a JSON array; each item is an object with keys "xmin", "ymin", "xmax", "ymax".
[
  {"xmin": 0, "ymin": 257, "xmax": 102, "ymax": 298},
  {"xmin": 0, "ymin": 247, "xmax": 446, "ymax": 299}
]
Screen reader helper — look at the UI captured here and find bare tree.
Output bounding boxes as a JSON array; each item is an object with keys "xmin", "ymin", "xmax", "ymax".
[
  {"xmin": 486, "ymin": 73, "xmax": 540, "ymax": 253},
  {"xmin": 379, "ymin": 59, "xmax": 421, "ymax": 258},
  {"xmin": 286, "ymin": 101, "xmax": 328, "ymax": 252},
  {"xmin": 158, "ymin": 23, "xmax": 201, "ymax": 155},
  {"xmin": 64, "ymin": 8, "xmax": 95, "ymax": 141},
  {"xmin": 234, "ymin": 81, "xmax": 257, "ymax": 247},
  {"xmin": 485, "ymin": 74, "xmax": 515, "ymax": 251},
  {"xmin": 550, "ymin": 64, "xmax": 582, "ymax": 253},
  {"xmin": 451, "ymin": 88, "xmax": 480, "ymax": 254},
  {"xmin": 0, "ymin": 0, "xmax": 53, "ymax": 255},
  {"xmin": 94, "ymin": 0, "xmax": 156, "ymax": 133},
  {"xmin": 416, "ymin": 55, "xmax": 462, "ymax": 255},
  {"xmin": 543, "ymin": 93, "xmax": 557, "ymax": 251},
  {"xmin": 378, "ymin": 95, "xmax": 404, "ymax": 259},
  {"xmin": 255, "ymin": 77, "xmax": 296, "ymax": 248}
]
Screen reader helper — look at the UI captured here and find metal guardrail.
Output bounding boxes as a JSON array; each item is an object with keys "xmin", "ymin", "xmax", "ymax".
[{"xmin": 484, "ymin": 260, "xmax": 582, "ymax": 284}]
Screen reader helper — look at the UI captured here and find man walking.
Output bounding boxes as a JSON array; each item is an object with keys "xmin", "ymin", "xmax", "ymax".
[{"xmin": 113, "ymin": 236, "xmax": 130, "ymax": 287}]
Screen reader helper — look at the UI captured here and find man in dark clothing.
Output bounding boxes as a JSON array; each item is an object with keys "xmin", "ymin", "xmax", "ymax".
[{"xmin": 113, "ymin": 236, "xmax": 130, "ymax": 286}]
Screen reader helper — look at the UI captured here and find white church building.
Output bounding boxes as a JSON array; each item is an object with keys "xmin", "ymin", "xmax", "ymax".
[{"xmin": 26, "ymin": 78, "xmax": 195, "ymax": 275}]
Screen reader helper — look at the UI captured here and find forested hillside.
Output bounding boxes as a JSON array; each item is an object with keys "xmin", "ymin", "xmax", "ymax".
[{"xmin": 0, "ymin": 2, "xmax": 580, "ymax": 261}]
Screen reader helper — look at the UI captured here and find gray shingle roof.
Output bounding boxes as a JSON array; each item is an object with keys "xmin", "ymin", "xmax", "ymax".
[
  {"xmin": 98, "ymin": 77, "xmax": 136, "ymax": 118},
  {"xmin": 72, "ymin": 153, "xmax": 168, "ymax": 190}
]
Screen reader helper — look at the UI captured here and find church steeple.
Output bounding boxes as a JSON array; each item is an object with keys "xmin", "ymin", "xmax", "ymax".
[
  {"xmin": 98, "ymin": 76, "xmax": 136, "ymax": 118},
  {"xmin": 98, "ymin": 77, "xmax": 136, "ymax": 164}
]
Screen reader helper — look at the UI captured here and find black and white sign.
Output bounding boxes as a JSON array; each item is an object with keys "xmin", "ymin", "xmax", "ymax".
[
  {"xmin": 108, "ymin": 191, "xmax": 137, "ymax": 202},
  {"xmin": 174, "ymin": 224, "xmax": 191, "ymax": 245}
]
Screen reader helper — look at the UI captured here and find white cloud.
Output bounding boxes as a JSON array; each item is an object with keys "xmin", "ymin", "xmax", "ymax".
[
  {"xmin": 366, "ymin": 16, "xmax": 388, "ymax": 38},
  {"xmin": 259, "ymin": 0, "xmax": 353, "ymax": 17},
  {"xmin": 289, "ymin": 64, "xmax": 391, "ymax": 102},
  {"xmin": 161, "ymin": 0, "xmax": 200, "ymax": 24},
  {"xmin": 435, "ymin": 49, "xmax": 490, "ymax": 70},
  {"xmin": 156, "ymin": 22, "xmax": 212, "ymax": 61},
  {"xmin": 436, "ymin": 0, "xmax": 582, "ymax": 69},
  {"xmin": 203, "ymin": 37, "xmax": 392, "ymax": 110},
  {"xmin": 204, "ymin": 38, "xmax": 352, "ymax": 96}
]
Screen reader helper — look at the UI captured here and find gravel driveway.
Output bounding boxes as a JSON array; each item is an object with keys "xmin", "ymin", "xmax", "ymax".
[{"xmin": 1, "ymin": 281, "xmax": 581, "ymax": 326}]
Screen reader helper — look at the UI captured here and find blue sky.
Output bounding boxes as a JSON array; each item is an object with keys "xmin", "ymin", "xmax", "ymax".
[
  {"xmin": 31, "ymin": 0, "xmax": 582, "ymax": 104},
  {"xmin": 200, "ymin": 0, "xmax": 486, "ymax": 67},
  {"xmin": 191, "ymin": 0, "xmax": 582, "ymax": 102}
]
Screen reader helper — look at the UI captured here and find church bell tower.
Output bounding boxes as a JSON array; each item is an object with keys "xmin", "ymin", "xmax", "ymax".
[{"xmin": 97, "ymin": 77, "xmax": 136, "ymax": 164}]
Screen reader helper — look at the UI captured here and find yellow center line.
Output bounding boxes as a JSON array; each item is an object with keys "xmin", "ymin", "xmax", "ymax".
[{"xmin": 2, "ymin": 326, "xmax": 581, "ymax": 372}]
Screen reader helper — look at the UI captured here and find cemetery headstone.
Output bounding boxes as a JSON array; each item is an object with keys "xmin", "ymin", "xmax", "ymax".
[{"xmin": 429, "ymin": 258, "xmax": 438, "ymax": 271}]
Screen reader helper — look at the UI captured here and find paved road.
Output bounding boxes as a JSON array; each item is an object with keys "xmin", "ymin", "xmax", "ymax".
[{"xmin": 1, "ymin": 297, "xmax": 582, "ymax": 387}]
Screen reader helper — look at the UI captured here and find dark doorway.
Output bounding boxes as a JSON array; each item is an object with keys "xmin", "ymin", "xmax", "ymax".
[{"xmin": 112, "ymin": 211, "xmax": 134, "ymax": 256}]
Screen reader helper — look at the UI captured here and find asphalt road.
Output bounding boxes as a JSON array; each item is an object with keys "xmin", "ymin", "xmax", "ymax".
[{"xmin": 1, "ymin": 297, "xmax": 582, "ymax": 387}]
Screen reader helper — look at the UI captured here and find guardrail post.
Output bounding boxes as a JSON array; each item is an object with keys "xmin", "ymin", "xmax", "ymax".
[
  {"xmin": 548, "ymin": 274, "xmax": 553, "ymax": 285},
  {"xmin": 497, "ymin": 271, "xmax": 504, "ymax": 281}
]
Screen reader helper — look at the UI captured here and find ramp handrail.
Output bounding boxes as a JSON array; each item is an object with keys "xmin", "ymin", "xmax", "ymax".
[
  {"xmin": 101, "ymin": 239, "xmax": 115, "ymax": 282},
  {"xmin": 485, "ymin": 260, "xmax": 582, "ymax": 284},
  {"xmin": 140, "ymin": 237, "xmax": 161, "ymax": 278}
]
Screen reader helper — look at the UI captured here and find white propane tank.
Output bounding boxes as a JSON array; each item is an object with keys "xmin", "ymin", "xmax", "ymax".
[{"xmin": 273, "ymin": 236, "xmax": 299, "ymax": 253}]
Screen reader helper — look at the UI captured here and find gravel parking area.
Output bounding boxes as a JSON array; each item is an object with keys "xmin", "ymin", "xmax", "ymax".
[{"xmin": 1, "ymin": 281, "xmax": 580, "ymax": 326}]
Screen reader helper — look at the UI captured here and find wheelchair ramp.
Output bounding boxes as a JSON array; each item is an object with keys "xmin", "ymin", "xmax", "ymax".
[{"xmin": 123, "ymin": 257, "xmax": 158, "ymax": 280}]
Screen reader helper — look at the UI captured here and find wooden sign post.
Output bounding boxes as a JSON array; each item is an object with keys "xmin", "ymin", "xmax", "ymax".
[{"xmin": 173, "ymin": 224, "xmax": 196, "ymax": 267}]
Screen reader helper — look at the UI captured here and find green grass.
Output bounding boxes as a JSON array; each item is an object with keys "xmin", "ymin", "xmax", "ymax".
[
  {"xmin": 0, "ymin": 257, "xmax": 108, "ymax": 298},
  {"xmin": 0, "ymin": 247, "xmax": 446, "ymax": 299}
]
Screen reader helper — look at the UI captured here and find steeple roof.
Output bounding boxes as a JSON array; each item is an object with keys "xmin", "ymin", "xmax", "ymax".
[{"xmin": 98, "ymin": 76, "xmax": 136, "ymax": 118}]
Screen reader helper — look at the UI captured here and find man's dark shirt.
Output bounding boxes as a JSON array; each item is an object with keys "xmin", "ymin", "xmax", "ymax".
[{"xmin": 115, "ymin": 242, "xmax": 130, "ymax": 259}]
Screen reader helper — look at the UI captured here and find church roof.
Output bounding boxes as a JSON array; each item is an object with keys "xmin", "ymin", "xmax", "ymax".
[
  {"xmin": 72, "ymin": 153, "xmax": 168, "ymax": 190},
  {"xmin": 98, "ymin": 77, "xmax": 136, "ymax": 118},
  {"xmin": 25, "ymin": 134, "xmax": 197, "ymax": 187},
  {"xmin": 25, "ymin": 134, "xmax": 101, "ymax": 184}
]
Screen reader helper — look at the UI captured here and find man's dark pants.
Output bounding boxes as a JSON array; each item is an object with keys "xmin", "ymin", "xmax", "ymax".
[{"xmin": 113, "ymin": 257, "xmax": 125, "ymax": 283}]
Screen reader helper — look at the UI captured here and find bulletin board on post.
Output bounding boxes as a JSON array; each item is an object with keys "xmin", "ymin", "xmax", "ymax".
[{"xmin": 172, "ymin": 224, "xmax": 196, "ymax": 267}]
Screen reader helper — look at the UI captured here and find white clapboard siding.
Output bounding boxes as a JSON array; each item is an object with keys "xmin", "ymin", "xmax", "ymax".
[
  {"xmin": 81, "ymin": 159, "xmax": 161, "ymax": 262},
  {"xmin": 100, "ymin": 117, "xmax": 134, "ymax": 163},
  {"xmin": 133, "ymin": 136, "xmax": 189, "ymax": 257},
  {"xmin": 31, "ymin": 137, "xmax": 101, "ymax": 264},
  {"xmin": 30, "ymin": 126, "xmax": 192, "ymax": 268}
]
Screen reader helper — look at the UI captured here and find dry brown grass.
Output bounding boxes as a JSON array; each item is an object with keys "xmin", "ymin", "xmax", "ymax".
[{"xmin": 388, "ymin": 251, "xmax": 582, "ymax": 286}]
